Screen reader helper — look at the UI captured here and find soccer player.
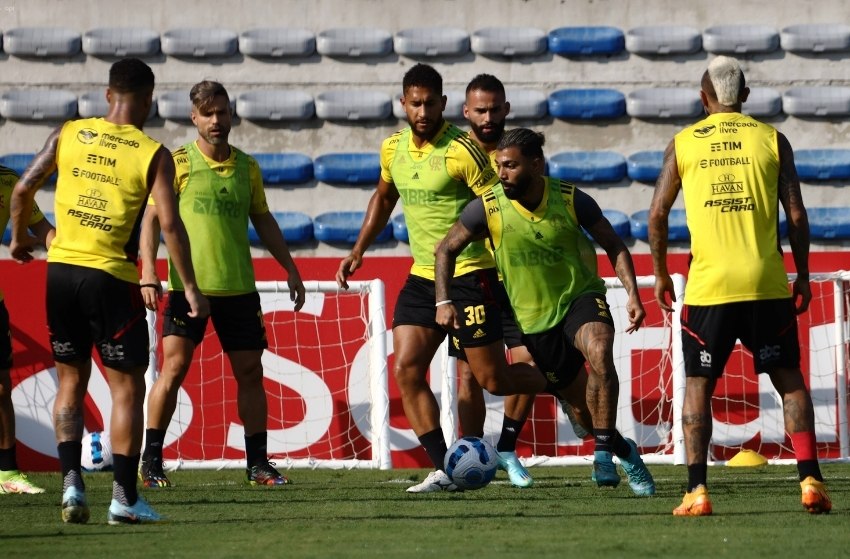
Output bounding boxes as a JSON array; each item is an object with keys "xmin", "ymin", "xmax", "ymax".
[
  {"xmin": 435, "ymin": 128, "xmax": 656, "ymax": 497},
  {"xmin": 9, "ymin": 58, "xmax": 208, "ymax": 524},
  {"xmin": 0, "ymin": 165, "xmax": 52, "ymax": 495},
  {"xmin": 649, "ymin": 56, "xmax": 832, "ymax": 516},
  {"xmin": 139, "ymin": 80, "xmax": 306, "ymax": 489},
  {"xmin": 336, "ymin": 64, "xmax": 549, "ymax": 493}
]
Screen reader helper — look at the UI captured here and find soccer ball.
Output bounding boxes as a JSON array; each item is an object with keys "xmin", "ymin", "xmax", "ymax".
[
  {"xmin": 81, "ymin": 431, "xmax": 113, "ymax": 472},
  {"xmin": 443, "ymin": 436, "xmax": 499, "ymax": 490}
]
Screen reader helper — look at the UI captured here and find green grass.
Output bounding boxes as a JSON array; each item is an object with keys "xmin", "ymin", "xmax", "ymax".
[{"xmin": 1, "ymin": 464, "xmax": 848, "ymax": 558}]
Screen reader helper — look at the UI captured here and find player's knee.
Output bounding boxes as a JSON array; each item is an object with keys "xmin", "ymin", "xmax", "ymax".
[{"xmin": 583, "ymin": 340, "xmax": 613, "ymax": 373}]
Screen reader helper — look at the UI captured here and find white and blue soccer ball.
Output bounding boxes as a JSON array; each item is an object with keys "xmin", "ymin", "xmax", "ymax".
[
  {"xmin": 81, "ymin": 431, "xmax": 113, "ymax": 472},
  {"xmin": 443, "ymin": 436, "xmax": 499, "ymax": 490}
]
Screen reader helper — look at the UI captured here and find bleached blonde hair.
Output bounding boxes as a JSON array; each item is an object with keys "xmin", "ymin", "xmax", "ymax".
[{"xmin": 707, "ymin": 56, "xmax": 743, "ymax": 106}]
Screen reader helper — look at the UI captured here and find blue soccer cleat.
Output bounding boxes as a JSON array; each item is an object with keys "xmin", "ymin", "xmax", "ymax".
[
  {"xmin": 497, "ymin": 451, "xmax": 533, "ymax": 488},
  {"xmin": 620, "ymin": 438, "xmax": 656, "ymax": 496},
  {"xmin": 592, "ymin": 450, "xmax": 621, "ymax": 488},
  {"xmin": 107, "ymin": 495, "xmax": 163, "ymax": 525},
  {"xmin": 61, "ymin": 485, "xmax": 90, "ymax": 524}
]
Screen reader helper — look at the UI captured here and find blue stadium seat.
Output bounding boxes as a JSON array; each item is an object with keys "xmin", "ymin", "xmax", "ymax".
[
  {"xmin": 161, "ymin": 28, "xmax": 238, "ymax": 57},
  {"xmin": 548, "ymin": 151, "xmax": 627, "ymax": 183},
  {"xmin": 626, "ymin": 88, "xmax": 702, "ymax": 119},
  {"xmin": 744, "ymin": 87, "xmax": 782, "ymax": 117},
  {"xmin": 391, "ymin": 213, "xmax": 408, "ymax": 243},
  {"xmin": 315, "ymin": 90, "xmax": 392, "ymax": 121},
  {"xmin": 547, "ymin": 89, "xmax": 626, "ymax": 120},
  {"xmin": 313, "ymin": 211, "xmax": 391, "ymax": 244},
  {"xmin": 394, "ymin": 27, "xmax": 469, "ymax": 57},
  {"xmin": 625, "ymin": 25, "xmax": 702, "ymax": 54},
  {"xmin": 470, "ymin": 27, "xmax": 547, "ymax": 56},
  {"xmin": 782, "ymin": 87, "xmax": 850, "ymax": 117},
  {"xmin": 627, "ymin": 151, "xmax": 664, "ymax": 182},
  {"xmin": 248, "ymin": 211, "xmax": 314, "ymax": 245},
  {"xmin": 82, "ymin": 27, "xmax": 160, "ymax": 57},
  {"xmin": 78, "ymin": 90, "xmax": 158, "ymax": 120},
  {"xmin": 780, "ymin": 24, "xmax": 850, "ymax": 53},
  {"xmin": 0, "ymin": 153, "xmax": 56, "ymax": 184},
  {"xmin": 0, "ymin": 90, "xmax": 77, "ymax": 121},
  {"xmin": 702, "ymin": 24, "xmax": 779, "ymax": 54},
  {"xmin": 316, "ymin": 27, "xmax": 393, "ymax": 57},
  {"xmin": 547, "ymin": 26, "xmax": 625, "ymax": 55},
  {"xmin": 602, "ymin": 210, "xmax": 631, "ymax": 239},
  {"xmin": 252, "ymin": 153, "xmax": 314, "ymax": 184},
  {"xmin": 505, "ymin": 88, "xmax": 548, "ymax": 120},
  {"xmin": 4, "ymin": 27, "xmax": 81, "ymax": 57},
  {"xmin": 314, "ymin": 153, "xmax": 380, "ymax": 185},
  {"xmin": 236, "ymin": 90, "xmax": 315, "ymax": 121},
  {"xmin": 239, "ymin": 28, "xmax": 315, "ymax": 57},
  {"xmin": 808, "ymin": 207, "xmax": 850, "ymax": 240},
  {"xmin": 794, "ymin": 149, "xmax": 850, "ymax": 180},
  {"xmin": 630, "ymin": 209, "xmax": 689, "ymax": 242}
]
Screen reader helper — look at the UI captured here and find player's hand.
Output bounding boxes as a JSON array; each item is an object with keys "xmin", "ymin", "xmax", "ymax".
[
  {"xmin": 9, "ymin": 235, "xmax": 38, "ymax": 264},
  {"xmin": 625, "ymin": 295, "xmax": 646, "ymax": 334},
  {"xmin": 435, "ymin": 302, "xmax": 460, "ymax": 332},
  {"xmin": 185, "ymin": 288, "xmax": 210, "ymax": 319},
  {"xmin": 654, "ymin": 273, "xmax": 676, "ymax": 313},
  {"xmin": 336, "ymin": 253, "xmax": 362, "ymax": 290},
  {"xmin": 792, "ymin": 276, "xmax": 811, "ymax": 314},
  {"xmin": 140, "ymin": 274, "xmax": 163, "ymax": 311},
  {"xmin": 288, "ymin": 271, "xmax": 306, "ymax": 312}
]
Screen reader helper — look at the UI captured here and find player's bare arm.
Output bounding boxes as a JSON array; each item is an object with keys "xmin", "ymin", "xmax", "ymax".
[
  {"xmin": 251, "ymin": 210, "xmax": 306, "ymax": 311},
  {"xmin": 648, "ymin": 139, "xmax": 681, "ymax": 312},
  {"xmin": 29, "ymin": 214, "xmax": 56, "ymax": 250},
  {"xmin": 139, "ymin": 204, "xmax": 163, "ymax": 310},
  {"xmin": 336, "ymin": 177, "xmax": 400, "ymax": 289},
  {"xmin": 776, "ymin": 132, "xmax": 811, "ymax": 314},
  {"xmin": 9, "ymin": 127, "xmax": 61, "ymax": 263}
]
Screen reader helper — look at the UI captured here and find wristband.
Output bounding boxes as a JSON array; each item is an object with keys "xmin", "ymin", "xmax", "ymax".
[
  {"xmin": 140, "ymin": 283, "xmax": 161, "ymax": 290},
  {"xmin": 435, "ymin": 300, "xmax": 453, "ymax": 308}
]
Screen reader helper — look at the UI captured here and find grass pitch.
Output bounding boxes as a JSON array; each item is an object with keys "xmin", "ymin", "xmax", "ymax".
[{"xmin": 1, "ymin": 464, "xmax": 847, "ymax": 558}]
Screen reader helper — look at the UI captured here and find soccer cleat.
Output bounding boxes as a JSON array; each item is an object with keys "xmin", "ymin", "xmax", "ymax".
[
  {"xmin": 619, "ymin": 439, "xmax": 656, "ymax": 496},
  {"xmin": 406, "ymin": 470, "xmax": 461, "ymax": 493},
  {"xmin": 107, "ymin": 495, "xmax": 163, "ymax": 525},
  {"xmin": 247, "ymin": 461, "xmax": 290, "ymax": 486},
  {"xmin": 592, "ymin": 450, "xmax": 621, "ymax": 488},
  {"xmin": 0, "ymin": 470, "xmax": 46, "ymax": 494},
  {"xmin": 800, "ymin": 476, "xmax": 832, "ymax": 514},
  {"xmin": 497, "ymin": 451, "xmax": 533, "ymax": 488},
  {"xmin": 673, "ymin": 485, "xmax": 713, "ymax": 516},
  {"xmin": 559, "ymin": 398, "xmax": 590, "ymax": 439},
  {"xmin": 61, "ymin": 486, "xmax": 90, "ymax": 524},
  {"xmin": 139, "ymin": 456, "xmax": 171, "ymax": 488}
]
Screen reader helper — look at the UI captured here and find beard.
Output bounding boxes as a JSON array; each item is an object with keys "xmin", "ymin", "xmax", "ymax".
[
  {"xmin": 502, "ymin": 177, "xmax": 529, "ymax": 200},
  {"xmin": 471, "ymin": 119, "xmax": 505, "ymax": 145}
]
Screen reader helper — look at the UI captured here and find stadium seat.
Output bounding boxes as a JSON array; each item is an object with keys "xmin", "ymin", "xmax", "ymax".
[
  {"xmin": 3, "ymin": 27, "xmax": 81, "ymax": 57},
  {"xmin": 625, "ymin": 25, "xmax": 702, "ymax": 54},
  {"xmin": 602, "ymin": 209, "xmax": 631, "ymax": 239},
  {"xmin": 548, "ymin": 151, "xmax": 627, "ymax": 183},
  {"xmin": 315, "ymin": 90, "xmax": 392, "ymax": 121},
  {"xmin": 82, "ymin": 27, "xmax": 160, "ymax": 57},
  {"xmin": 780, "ymin": 24, "xmax": 850, "ymax": 53},
  {"xmin": 505, "ymin": 88, "xmax": 548, "ymax": 120},
  {"xmin": 547, "ymin": 89, "xmax": 626, "ymax": 120},
  {"xmin": 252, "ymin": 153, "xmax": 314, "ymax": 184},
  {"xmin": 238, "ymin": 28, "xmax": 316, "ymax": 57},
  {"xmin": 0, "ymin": 90, "xmax": 77, "ymax": 121},
  {"xmin": 316, "ymin": 27, "xmax": 393, "ymax": 57},
  {"xmin": 630, "ymin": 209, "xmax": 689, "ymax": 241},
  {"xmin": 743, "ymin": 87, "xmax": 782, "ymax": 117},
  {"xmin": 547, "ymin": 26, "xmax": 625, "ymax": 55},
  {"xmin": 470, "ymin": 27, "xmax": 547, "ymax": 56},
  {"xmin": 394, "ymin": 27, "xmax": 470, "ymax": 57},
  {"xmin": 249, "ymin": 211, "xmax": 314, "ymax": 245},
  {"xmin": 236, "ymin": 90, "xmax": 315, "ymax": 121},
  {"xmin": 157, "ymin": 91, "xmax": 193, "ymax": 120},
  {"xmin": 794, "ymin": 149, "xmax": 850, "ymax": 180},
  {"xmin": 161, "ymin": 28, "xmax": 238, "ymax": 57},
  {"xmin": 702, "ymin": 24, "xmax": 780, "ymax": 54},
  {"xmin": 0, "ymin": 153, "xmax": 56, "ymax": 184},
  {"xmin": 626, "ymin": 88, "xmax": 702, "ymax": 119},
  {"xmin": 782, "ymin": 86, "xmax": 850, "ymax": 117},
  {"xmin": 627, "ymin": 151, "xmax": 664, "ymax": 182},
  {"xmin": 78, "ymin": 90, "xmax": 158, "ymax": 120},
  {"xmin": 807, "ymin": 207, "xmax": 850, "ymax": 240},
  {"xmin": 391, "ymin": 213, "xmax": 408, "ymax": 243},
  {"xmin": 313, "ymin": 153, "xmax": 380, "ymax": 185},
  {"xmin": 313, "ymin": 211, "xmax": 392, "ymax": 244}
]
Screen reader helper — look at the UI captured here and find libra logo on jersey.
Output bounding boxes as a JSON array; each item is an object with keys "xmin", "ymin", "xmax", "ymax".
[
  {"xmin": 693, "ymin": 124, "xmax": 716, "ymax": 139},
  {"xmin": 77, "ymin": 128, "xmax": 98, "ymax": 144},
  {"xmin": 699, "ymin": 350, "xmax": 712, "ymax": 366},
  {"xmin": 759, "ymin": 345, "xmax": 781, "ymax": 361}
]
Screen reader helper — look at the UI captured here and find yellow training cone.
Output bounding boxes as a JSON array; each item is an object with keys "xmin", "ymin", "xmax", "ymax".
[{"xmin": 727, "ymin": 449, "xmax": 768, "ymax": 467}]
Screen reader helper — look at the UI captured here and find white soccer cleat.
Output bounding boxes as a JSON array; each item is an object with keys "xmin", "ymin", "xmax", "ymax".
[
  {"xmin": 406, "ymin": 470, "xmax": 461, "ymax": 493},
  {"xmin": 107, "ymin": 495, "xmax": 163, "ymax": 525}
]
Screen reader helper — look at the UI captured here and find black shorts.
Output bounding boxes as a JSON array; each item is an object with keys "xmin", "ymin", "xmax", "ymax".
[
  {"xmin": 681, "ymin": 299, "xmax": 801, "ymax": 379},
  {"xmin": 163, "ymin": 290, "xmax": 268, "ymax": 352},
  {"xmin": 450, "ymin": 279, "xmax": 523, "ymax": 360},
  {"xmin": 0, "ymin": 300, "xmax": 11, "ymax": 369},
  {"xmin": 393, "ymin": 270, "xmax": 503, "ymax": 349},
  {"xmin": 46, "ymin": 262, "xmax": 149, "ymax": 369},
  {"xmin": 522, "ymin": 292, "xmax": 614, "ymax": 389}
]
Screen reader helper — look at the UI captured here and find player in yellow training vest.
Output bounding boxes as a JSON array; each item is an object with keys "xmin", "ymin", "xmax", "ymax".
[
  {"xmin": 649, "ymin": 55, "xmax": 831, "ymax": 516},
  {"xmin": 9, "ymin": 58, "xmax": 208, "ymax": 525},
  {"xmin": 336, "ymin": 64, "xmax": 550, "ymax": 493},
  {"xmin": 435, "ymin": 128, "xmax": 656, "ymax": 497},
  {"xmin": 139, "ymin": 80, "xmax": 305, "ymax": 489}
]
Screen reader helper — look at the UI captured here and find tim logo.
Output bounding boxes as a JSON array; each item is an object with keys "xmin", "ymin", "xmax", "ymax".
[
  {"xmin": 693, "ymin": 125, "xmax": 716, "ymax": 139},
  {"xmin": 85, "ymin": 154, "xmax": 117, "ymax": 167},
  {"xmin": 759, "ymin": 345, "xmax": 781, "ymax": 361},
  {"xmin": 77, "ymin": 128, "xmax": 98, "ymax": 144},
  {"xmin": 699, "ymin": 350, "xmax": 712, "ymax": 366}
]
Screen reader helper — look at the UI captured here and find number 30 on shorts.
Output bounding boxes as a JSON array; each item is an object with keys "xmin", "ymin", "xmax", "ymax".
[{"xmin": 463, "ymin": 305, "xmax": 486, "ymax": 326}]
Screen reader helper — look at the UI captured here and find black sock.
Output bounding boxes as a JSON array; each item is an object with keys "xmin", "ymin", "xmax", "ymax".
[
  {"xmin": 797, "ymin": 459, "xmax": 823, "ymax": 482},
  {"xmin": 593, "ymin": 429, "xmax": 616, "ymax": 453},
  {"xmin": 0, "ymin": 445, "xmax": 17, "ymax": 471},
  {"xmin": 245, "ymin": 432, "xmax": 268, "ymax": 469},
  {"xmin": 58, "ymin": 440, "xmax": 83, "ymax": 480},
  {"xmin": 496, "ymin": 417, "xmax": 524, "ymax": 452},
  {"xmin": 418, "ymin": 429, "xmax": 448, "ymax": 471},
  {"xmin": 143, "ymin": 428, "xmax": 166, "ymax": 460},
  {"xmin": 112, "ymin": 454, "xmax": 140, "ymax": 505},
  {"xmin": 687, "ymin": 464, "xmax": 708, "ymax": 492},
  {"xmin": 611, "ymin": 431, "xmax": 632, "ymax": 460}
]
